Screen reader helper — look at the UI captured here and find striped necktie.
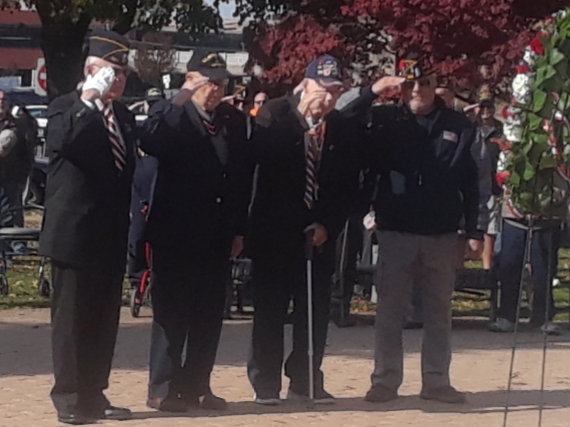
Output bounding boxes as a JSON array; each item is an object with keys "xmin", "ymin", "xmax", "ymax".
[
  {"xmin": 103, "ymin": 104, "xmax": 127, "ymax": 172},
  {"xmin": 202, "ymin": 118, "xmax": 218, "ymax": 136},
  {"xmin": 304, "ymin": 122, "xmax": 326, "ymax": 210}
]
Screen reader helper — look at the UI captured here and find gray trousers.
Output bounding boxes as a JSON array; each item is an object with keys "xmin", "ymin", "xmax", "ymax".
[{"xmin": 372, "ymin": 231, "xmax": 458, "ymax": 391}]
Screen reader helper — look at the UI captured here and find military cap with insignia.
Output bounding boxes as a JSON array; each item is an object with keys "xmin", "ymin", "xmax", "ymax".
[
  {"xmin": 146, "ymin": 87, "xmax": 165, "ymax": 103},
  {"xmin": 437, "ymin": 76, "xmax": 454, "ymax": 90},
  {"xmin": 305, "ymin": 54, "xmax": 345, "ymax": 87},
  {"xmin": 187, "ymin": 51, "xmax": 231, "ymax": 80},
  {"xmin": 88, "ymin": 28, "xmax": 130, "ymax": 67},
  {"xmin": 473, "ymin": 85, "xmax": 494, "ymax": 108},
  {"xmin": 397, "ymin": 52, "xmax": 433, "ymax": 81}
]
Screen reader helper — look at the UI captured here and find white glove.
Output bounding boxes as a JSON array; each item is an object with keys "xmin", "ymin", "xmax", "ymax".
[{"xmin": 82, "ymin": 66, "xmax": 116, "ymax": 98}]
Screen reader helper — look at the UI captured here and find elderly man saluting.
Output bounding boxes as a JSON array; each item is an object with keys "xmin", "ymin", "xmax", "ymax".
[
  {"xmin": 39, "ymin": 30, "xmax": 136, "ymax": 424},
  {"xmin": 358, "ymin": 53, "xmax": 482, "ymax": 404},
  {"xmin": 141, "ymin": 51, "xmax": 250, "ymax": 412},
  {"xmin": 247, "ymin": 55, "xmax": 361, "ymax": 405}
]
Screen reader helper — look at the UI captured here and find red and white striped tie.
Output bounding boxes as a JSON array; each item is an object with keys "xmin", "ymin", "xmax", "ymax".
[
  {"xmin": 103, "ymin": 105, "xmax": 126, "ymax": 172},
  {"xmin": 304, "ymin": 123, "xmax": 325, "ymax": 210}
]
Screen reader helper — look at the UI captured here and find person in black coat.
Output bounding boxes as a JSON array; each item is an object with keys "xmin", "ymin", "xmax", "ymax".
[
  {"xmin": 247, "ymin": 55, "xmax": 360, "ymax": 405},
  {"xmin": 0, "ymin": 91, "xmax": 38, "ymax": 229},
  {"xmin": 140, "ymin": 51, "xmax": 251, "ymax": 412},
  {"xmin": 127, "ymin": 88, "xmax": 163, "ymax": 292},
  {"xmin": 38, "ymin": 30, "xmax": 136, "ymax": 425}
]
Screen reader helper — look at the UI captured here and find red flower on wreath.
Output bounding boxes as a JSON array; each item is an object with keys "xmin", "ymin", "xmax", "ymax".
[
  {"xmin": 530, "ymin": 37, "xmax": 545, "ymax": 55},
  {"xmin": 495, "ymin": 171, "xmax": 511, "ymax": 188},
  {"xmin": 516, "ymin": 64, "xmax": 531, "ymax": 74},
  {"xmin": 502, "ymin": 105, "xmax": 520, "ymax": 120},
  {"xmin": 496, "ymin": 171, "xmax": 511, "ymax": 188}
]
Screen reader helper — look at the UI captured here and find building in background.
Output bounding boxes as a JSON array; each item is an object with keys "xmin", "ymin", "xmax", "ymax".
[
  {"xmin": 0, "ymin": 9, "xmax": 249, "ymax": 101},
  {"xmin": 0, "ymin": 9, "xmax": 42, "ymax": 89}
]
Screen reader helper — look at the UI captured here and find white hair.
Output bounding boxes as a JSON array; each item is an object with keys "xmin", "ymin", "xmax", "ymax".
[
  {"xmin": 78, "ymin": 56, "xmax": 105, "ymax": 89},
  {"xmin": 85, "ymin": 56, "xmax": 100, "ymax": 66},
  {"xmin": 84, "ymin": 56, "xmax": 102, "ymax": 76}
]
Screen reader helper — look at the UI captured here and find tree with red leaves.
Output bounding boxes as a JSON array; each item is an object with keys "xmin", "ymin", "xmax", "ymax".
[
  {"xmin": 245, "ymin": 0, "xmax": 570, "ymax": 96},
  {"xmin": 247, "ymin": 15, "xmax": 350, "ymax": 88}
]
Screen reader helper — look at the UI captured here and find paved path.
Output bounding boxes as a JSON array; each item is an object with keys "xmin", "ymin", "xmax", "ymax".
[{"xmin": 0, "ymin": 308, "xmax": 569, "ymax": 427}]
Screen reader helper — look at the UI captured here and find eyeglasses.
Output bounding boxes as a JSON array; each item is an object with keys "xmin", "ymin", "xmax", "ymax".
[
  {"xmin": 403, "ymin": 78, "xmax": 433, "ymax": 90},
  {"xmin": 254, "ymin": 99, "xmax": 267, "ymax": 105},
  {"xmin": 209, "ymin": 79, "xmax": 229, "ymax": 88}
]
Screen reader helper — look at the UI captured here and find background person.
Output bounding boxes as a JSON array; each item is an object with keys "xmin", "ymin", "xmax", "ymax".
[
  {"xmin": 127, "ymin": 87, "xmax": 163, "ymax": 293},
  {"xmin": 471, "ymin": 97, "xmax": 502, "ymax": 270},
  {"xmin": 435, "ymin": 77, "xmax": 455, "ymax": 109},
  {"xmin": 0, "ymin": 91, "xmax": 38, "ymax": 230}
]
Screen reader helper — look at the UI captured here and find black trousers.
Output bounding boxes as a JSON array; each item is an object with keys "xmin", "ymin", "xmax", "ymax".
[
  {"xmin": 496, "ymin": 221, "xmax": 560, "ymax": 325},
  {"xmin": 148, "ymin": 246, "xmax": 230, "ymax": 399},
  {"xmin": 50, "ymin": 262, "xmax": 124, "ymax": 416},
  {"xmin": 127, "ymin": 155, "xmax": 157, "ymax": 289},
  {"xmin": 247, "ymin": 235, "xmax": 335, "ymax": 398},
  {"xmin": 127, "ymin": 201, "xmax": 148, "ymax": 289},
  {"xmin": 331, "ymin": 214, "xmax": 363, "ymax": 319},
  {"xmin": 2, "ymin": 180, "xmax": 25, "ymax": 227}
]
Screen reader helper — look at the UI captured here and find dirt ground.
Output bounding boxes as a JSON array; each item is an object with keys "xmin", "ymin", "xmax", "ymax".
[{"xmin": 0, "ymin": 308, "xmax": 569, "ymax": 427}]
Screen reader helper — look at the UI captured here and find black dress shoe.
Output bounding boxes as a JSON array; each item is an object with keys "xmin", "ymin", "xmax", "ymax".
[
  {"xmin": 101, "ymin": 406, "xmax": 133, "ymax": 421},
  {"xmin": 200, "ymin": 393, "xmax": 227, "ymax": 410},
  {"xmin": 147, "ymin": 396, "xmax": 188, "ymax": 413},
  {"xmin": 183, "ymin": 393, "xmax": 227, "ymax": 410},
  {"xmin": 57, "ymin": 412, "xmax": 97, "ymax": 425}
]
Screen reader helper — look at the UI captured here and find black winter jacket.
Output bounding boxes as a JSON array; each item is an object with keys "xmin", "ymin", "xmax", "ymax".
[{"xmin": 357, "ymin": 88, "xmax": 481, "ymax": 238}]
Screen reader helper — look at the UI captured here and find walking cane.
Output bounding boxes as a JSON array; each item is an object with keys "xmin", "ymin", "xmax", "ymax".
[
  {"xmin": 305, "ymin": 229, "xmax": 316, "ymax": 407},
  {"xmin": 338, "ymin": 219, "xmax": 350, "ymax": 325}
]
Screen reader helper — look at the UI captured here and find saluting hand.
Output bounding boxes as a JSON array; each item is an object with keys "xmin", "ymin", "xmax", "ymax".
[
  {"xmin": 297, "ymin": 89, "xmax": 328, "ymax": 117},
  {"xmin": 182, "ymin": 75, "xmax": 209, "ymax": 93},
  {"xmin": 371, "ymin": 76, "xmax": 406, "ymax": 97},
  {"xmin": 81, "ymin": 67, "xmax": 116, "ymax": 102},
  {"xmin": 463, "ymin": 103, "xmax": 480, "ymax": 114},
  {"xmin": 171, "ymin": 75, "xmax": 210, "ymax": 105}
]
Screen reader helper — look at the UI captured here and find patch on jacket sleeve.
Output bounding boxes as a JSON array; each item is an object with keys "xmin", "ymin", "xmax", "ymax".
[{"xmin": 443, "ymin": 130, "xmax": 458, "ymax": 143}]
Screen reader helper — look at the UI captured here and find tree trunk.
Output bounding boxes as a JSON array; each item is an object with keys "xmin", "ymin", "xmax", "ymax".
[
  {"xmin": 38, "ymin": 13, "xmax": 91, "ymax": 99},
  {"xmin": 112, "ymin": 0, "xmax": 138, "ymax": 35}
]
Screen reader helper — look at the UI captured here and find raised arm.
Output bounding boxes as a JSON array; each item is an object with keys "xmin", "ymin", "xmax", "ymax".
[{"xmin": 339, "ymin": 77, "xmax": 406, "ymax": 120}]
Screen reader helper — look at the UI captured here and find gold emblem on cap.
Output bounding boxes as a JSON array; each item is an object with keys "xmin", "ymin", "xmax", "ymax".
[
  {"xmin": 400, "ymin": 59, "xmax": 420, "ymax": 80},
  {"xmin": 201, "ymin": 53, "xmax": 225, "ymax": 68},
  {"xmin": 90, "ymin": 36, "xmax": 129, "ymax": 51}
]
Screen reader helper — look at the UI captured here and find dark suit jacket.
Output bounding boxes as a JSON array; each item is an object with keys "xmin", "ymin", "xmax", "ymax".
[
  {"xmin": 140, "ymin": 100, "xmax": 250, "ymax": 259},
  {"xmin": 39, "ymin": 92, "xmax": 136, "ymax": 271},
  {"xmin": 248, "ymin": 96, "xmax": 361, "ymax": 255}
]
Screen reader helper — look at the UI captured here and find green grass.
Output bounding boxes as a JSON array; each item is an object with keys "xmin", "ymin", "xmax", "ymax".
[
  {"xmin": 0, "ymin": 258, "xmax": 51, "ymax": 309},
  {"xmin": 2, "ymin": 250, "xmax": 570, "ymax": 319},
  {"xmin": 351, "ymin": 249, "xmax": 570, "ymax": 320}
]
